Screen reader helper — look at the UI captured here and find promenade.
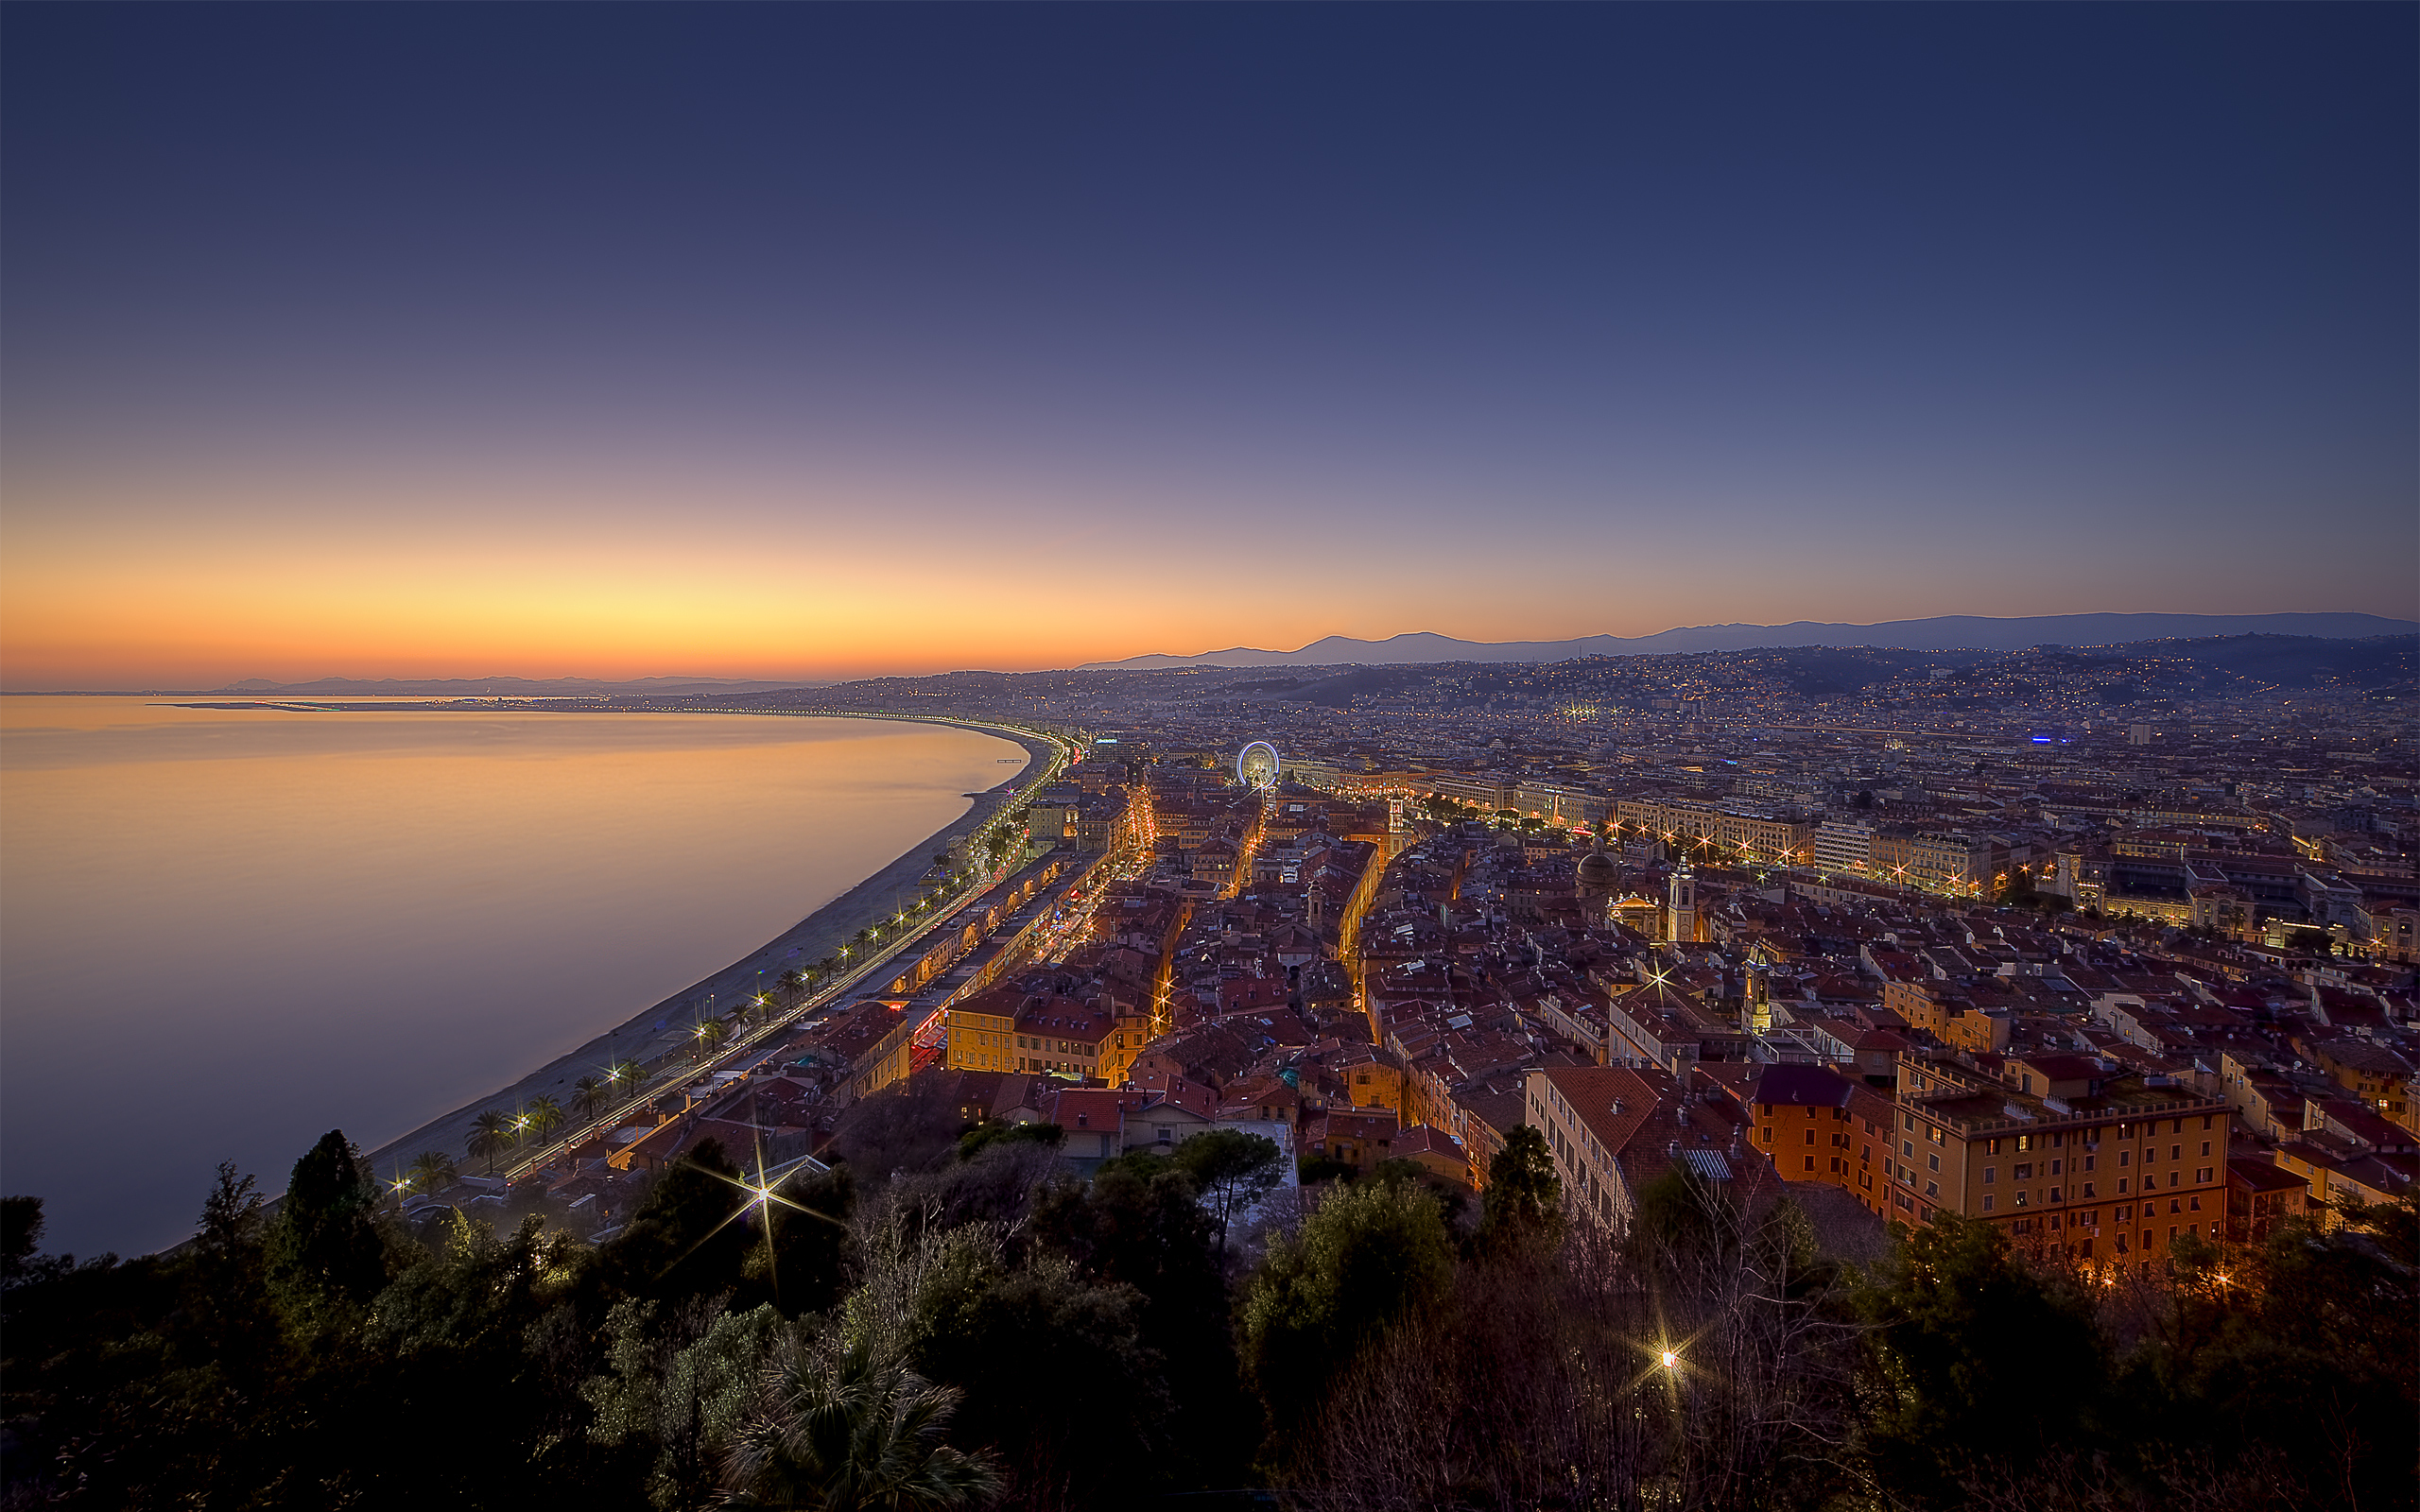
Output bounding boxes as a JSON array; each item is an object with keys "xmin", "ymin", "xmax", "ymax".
[{"xmin": 358, "ymin": 715, "xmax": 1071, "ymax": 1185}]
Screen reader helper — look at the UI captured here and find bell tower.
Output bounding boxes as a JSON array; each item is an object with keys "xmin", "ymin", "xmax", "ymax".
[
  {"xmin": 1666, "ymin": 861, "xmax": 1699, "ymax": 944},
  {"xmin": 1575, "ymin": 802, "xmax": 1619, "ymax": 924}
]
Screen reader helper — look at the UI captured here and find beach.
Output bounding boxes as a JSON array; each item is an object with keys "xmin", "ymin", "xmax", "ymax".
[{"xmin": 355, "ymin": 718, "xmax": 1059, "ymax": 1181}]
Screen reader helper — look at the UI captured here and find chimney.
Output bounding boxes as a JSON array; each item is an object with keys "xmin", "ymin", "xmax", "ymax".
[{"xmin": 1612, "ymin": 1098, "xmax": 1625, "ymax": 1115}]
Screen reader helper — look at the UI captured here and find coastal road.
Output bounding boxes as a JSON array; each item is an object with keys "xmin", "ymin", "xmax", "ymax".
[{"xmin": 361, "ymin": 716, "xmax": 1075, "ymax": 1190}]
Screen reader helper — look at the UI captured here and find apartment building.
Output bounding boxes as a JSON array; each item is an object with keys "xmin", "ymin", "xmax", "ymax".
[
  {"xmin": 1719, "ymin": 1054, "xmax": 2233, "ymax": 1267},
  {"xmin": 1887, "ymin": 1054, "xmax": 2232, "ymax": 1266},
  {"xmin": 1811, "ymin": 819, "xmax": 1875, "ymax": 877},
  {"xmin": 1522, "ymin": 1064, "xmax": 1765, "ymax": 1228},
  {"xmin": 1611, "ymin": 797, "xmax": 1815, "ymax": 867}
]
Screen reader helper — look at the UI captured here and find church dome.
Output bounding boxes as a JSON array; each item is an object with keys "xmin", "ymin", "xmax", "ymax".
[{"xmin": 1576, "ymin": 850, "xmax": 1619, "ymax": 885}]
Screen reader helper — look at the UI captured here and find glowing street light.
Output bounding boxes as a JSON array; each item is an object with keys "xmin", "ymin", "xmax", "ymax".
[{"xmin": 1659, "ymin": 1349, "xmax": 1680, "ymax": 1370}]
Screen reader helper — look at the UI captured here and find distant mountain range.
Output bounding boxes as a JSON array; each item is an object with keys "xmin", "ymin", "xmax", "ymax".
[
  {"xmin": 1081, "ymin": 612, "xmax": 2419, "ymax": 670},
  {"xmin": 210, "ymin": 675, "xmax": 826, "ymax": 696}
]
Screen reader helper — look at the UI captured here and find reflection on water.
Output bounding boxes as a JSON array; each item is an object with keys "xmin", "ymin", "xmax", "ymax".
[{"xmin": 0, "ymin": 698, "xmax": 1024, "ymax": 1256}]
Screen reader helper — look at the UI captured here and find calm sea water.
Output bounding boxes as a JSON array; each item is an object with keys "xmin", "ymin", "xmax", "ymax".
[{"xmin": 0, "ymin": 698, "xmax": 1025, "ymax": 1256}]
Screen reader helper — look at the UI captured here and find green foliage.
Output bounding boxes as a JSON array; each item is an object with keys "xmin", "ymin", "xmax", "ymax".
[
  {"xmin": 585, "ymin": 1298, "xmax": 790, "ymax": 1510},
  {"xmin": 270, "ymin": 1128, "xmax": 389, "ymax": 1315},
  {"xmin": 6, "ymin": 1107, "xmax": 2411, "ymax": 1512},
  {"xmin": 2114, "ymin": 1198, "xmax": 2420, "ymax": 1511},
  {"xmin": 720, "ymin": 1332, "xmax": 1000, "ymax": 1511},
  {"xmin": 1030, "ymin": 1161, "xmax": 1255, "ymax": 1489},
  {"xmin": 600, "ymin": 1139, "xmax": 752, "ymax": 1301},
  {"xmin": 1855, "ymin": 1212, "xmax": 2106, "ymax": 1504},
  {"xmin": 914, "ymin": 1252, "xmax": 1170, "ymax": 1504},
  {"xmin": 1, "ymin": 1194, "xmax": 43, "ymax": 1282},
  {"xmin": 1370, "ymin": 1157, "xmax": 1469, "ymax": 1228},
  {"xmin": 1295, "ymin": 1153, "xmax": 1356, "ymax": 1185},
  {"xmin": 1168, "ymin": 1127, "xmax": 1285, "ymax": 1255},
  {"xmin": 469, "ymin": 1108, "xmax": 511, "ymax": 1174},
  {"xmin": 953, "ymin": 1118, "xmax": 1063, "ymax": 1162},
  {"xmin": 1240, "ymin": 1177, "xmax": 1453, "ymax": 1465},
  {"xmin": 1476, "ymin": 1123, "xmax": 1562, "ymax": 1253},
  {"xmin": 739, "ymin": 1164, "xmax": 855, "ymax": 1317}
]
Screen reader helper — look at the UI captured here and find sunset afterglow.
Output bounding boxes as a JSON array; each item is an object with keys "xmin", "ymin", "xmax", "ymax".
[{"xmin": 5, "ymin": 6, "xmax": 2411, "ymax": 689}]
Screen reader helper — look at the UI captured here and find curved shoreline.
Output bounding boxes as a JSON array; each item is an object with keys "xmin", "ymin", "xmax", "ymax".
[{"xmin": 354, "ymin": 714, "xmax": 1063, "ymax": 1186}]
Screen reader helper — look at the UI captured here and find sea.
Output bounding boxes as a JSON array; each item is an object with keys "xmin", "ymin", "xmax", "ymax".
[{"xmin": 0, "ymin": 697, "xmax": 1027, "ymax": 1257}]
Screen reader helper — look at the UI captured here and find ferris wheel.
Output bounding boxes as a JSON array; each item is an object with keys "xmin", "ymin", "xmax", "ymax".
[{"xmin": 1236, "ymin": 741, "xmax": 1282, "ymax": 791}]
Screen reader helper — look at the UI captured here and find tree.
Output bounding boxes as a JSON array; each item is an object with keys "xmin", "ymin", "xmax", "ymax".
[
  {"xmin": 584, "ymin": 1298, "xmax": 790, "ymax": 1511},
  {"xmin": 1030, "ymin": 1160, "xmax": 1255, "ymax": 1491},
  {"xmin": 270, "ymin": 1129, "xmax": 387, "ymax": 1312},
  {"xmin": 1241, "ymin": 1177, "xmax": 1454, "ymax": 1467},
  {"xmin": 525, "ymin": 1095, "xmax": 564, "ymax": 1143},
  {"xmin": 197, "ymin": 1162, "xmax": 265, "ymax": 1256},
  {"xmin": 607, "ymin": 1058, "xmax": 643, "ymax": 1098},
  {"xmin": 955, "ymin": 1120, "xmax": 1063, "ymax": 1163},
  {"xmin": 1297, "ymin": 1153, "xmax": 1356, "ymax": 1186},
  {"xmin": 742, "ymin": 1166, "xmax": 856, "ymax": 1318},
  {"xmin": 573, "ymin": 1074, "xmax": 608, "ymax": 1122},
  {"xmin": 2113, "ymin": 1196, "xmax": 2420, "ymax": 1510},
  {"xmin": 1477, "ymin": 1124, "xmax": 1563, "ymax": 1254},
  {"xmin": 407, "ymin": 1150, "xmax": 458, "ymax": 1194},
  {"xmin": 720, "ymin": 1333, "xmax": 1001, "ymax": 1511},
  {"xmin": 913, "ymin": 1253, "xmax": 1172, "ymax": 1506},
  {"xmin": 601, "ymin": 1139, "xmax": 754, "ymax": 1301},
  {"xmin": 2, "ymin": 1194, "xmax": 45, "ymax": 1284},
  {"xmin": 1169, "ymin": 1128, "xmax": 1284, "ymax": 1258},
  {"xmin": 1856, "ymin": 1212, "xmax": 2106, "ymax": 1505},
  {"xmin": 469, "ymin": 1108, "xmax": 511, "ymax": 1175}
]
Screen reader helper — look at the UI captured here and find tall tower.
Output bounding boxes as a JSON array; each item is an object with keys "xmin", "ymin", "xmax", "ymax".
[
  {"xmin": 1576, "ymin": 803, "xmax": 1619, "ymax": 925},
  {"xmin": 1667, "ymin": 861, "xmax": 1698, "ymax": 945}
]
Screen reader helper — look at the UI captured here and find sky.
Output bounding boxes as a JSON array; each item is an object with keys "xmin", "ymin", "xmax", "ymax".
[{"xmin": 4, "ymin": 4, "xmax": 2413, "ymax": 687}]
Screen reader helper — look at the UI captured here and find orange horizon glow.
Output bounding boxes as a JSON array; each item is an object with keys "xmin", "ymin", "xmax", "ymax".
[{"xmin": 7, "ymin": 459, "xmax": 2407, "ymax": 691}]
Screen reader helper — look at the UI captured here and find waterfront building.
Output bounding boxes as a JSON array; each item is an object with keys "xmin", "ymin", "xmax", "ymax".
[
  {"xmin": 1811, "ymin": 819, "xmax": 1875, "ymax": 877},
  {"xmin": 1611, "ymin": 796, "xmax": 1815, "ymax": 868}
]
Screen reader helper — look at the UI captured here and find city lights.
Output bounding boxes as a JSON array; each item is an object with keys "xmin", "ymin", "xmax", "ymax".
[{"xmin": 3, "ymin": 3, "xmax": 2406, "ymax": 1492}]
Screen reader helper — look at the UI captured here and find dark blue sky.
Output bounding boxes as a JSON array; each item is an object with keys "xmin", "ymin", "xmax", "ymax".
[{"xmin": 5, "ymin": 5, "xmax": 2413, "ymax": 680}]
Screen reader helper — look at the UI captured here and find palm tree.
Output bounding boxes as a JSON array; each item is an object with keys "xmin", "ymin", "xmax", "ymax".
[
  {"xmin": 776, "ymin": 968, "xmax": 806, "ymax": 1006},
  {"xmin": 468, "ymin": 1110, "xmax": 510, "ymax": 1176},
  {"xmin": 526, "ymin": 1095, "xmax": 564, "ymax": 1143},
  {"xmin": 406, "ymin": 1150, "xmax": 458, "ymax": 1194},
  {"xmin": 573, "ymin": 1074, "xmax": 607, "ymax": 1121},
  {"xmin": 720, "ymin": 1338, "xmax": 1000, "ymax": 1511},
  {"xmin": 694, "ymin": 1019, "xmax": 729, "ymax": 1059}
]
